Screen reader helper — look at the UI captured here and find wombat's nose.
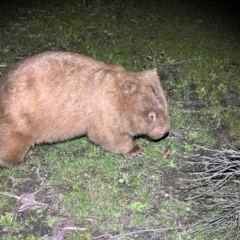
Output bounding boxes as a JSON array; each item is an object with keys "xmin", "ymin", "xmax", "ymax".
[{"xmin": 161, "ymin": 126, "xmax": 170, "ymax": 136}]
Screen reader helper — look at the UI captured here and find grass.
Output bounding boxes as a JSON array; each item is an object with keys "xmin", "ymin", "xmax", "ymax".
[{"xmin": 0, "ymin": 0, "xmax": 240, "ymax": 239}]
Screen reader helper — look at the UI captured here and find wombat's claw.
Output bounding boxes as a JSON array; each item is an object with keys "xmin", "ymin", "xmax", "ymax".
[{"xmin": 127, "ymin": 145, "xmax": 144, "ymax": 157}]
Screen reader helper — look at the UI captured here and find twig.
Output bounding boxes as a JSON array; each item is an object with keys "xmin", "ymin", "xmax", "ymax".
[
  {"xmin": 93, "ymin": 227, "xmax": 177, "ymax": 239},
  {"xmin": 60, "ymin": 227, "xmax": 87, "ymax": 231},
  {"xmin": 0, "ymin": 191, "xmax": 20, "ymax": 199},
  {"xmin": 159, "ymin": 58, "xmax": 201, "ymax": 66},
  {"xmin": 0, "ymin": 191, "xmax": 48, "ymax": 207},
  {"xmin": 36, "ymin": 167, "xmax": 44, "ymax": 185},
  {"xmin": 0, "ymin": 63, "xmax": 8, "ymax": 67}
]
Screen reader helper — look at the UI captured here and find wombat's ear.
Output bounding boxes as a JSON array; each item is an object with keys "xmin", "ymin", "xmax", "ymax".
[
  {"xmin": 122, "ymin": 81, "xmax": 137, "ymax": 94},
  {"xmin": 140, "ymin": 68, "xmax": 158, "ymax": 78}
]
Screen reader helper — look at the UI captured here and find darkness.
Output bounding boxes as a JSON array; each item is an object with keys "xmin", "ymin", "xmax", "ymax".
[
  {"xmin": 199, "ymin": 0, "xmax": 240, "ymax": 19},
  {"xmin": 0, "ymin": 0, "xmax": 239, "ymax": 17},
  {"xmin": 0, "ymin": 0, "xmax": 240, "ymax": 18}
]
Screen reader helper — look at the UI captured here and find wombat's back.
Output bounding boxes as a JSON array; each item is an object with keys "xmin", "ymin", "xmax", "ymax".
[{"xmin": 0, "ymin": 52, "xmax": 117, "ymax": 143}]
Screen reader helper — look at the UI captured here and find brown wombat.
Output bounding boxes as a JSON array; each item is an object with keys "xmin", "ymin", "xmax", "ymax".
[{"xmin": 0, "ymin": 51, "xmax": 170, "ymax": 166}]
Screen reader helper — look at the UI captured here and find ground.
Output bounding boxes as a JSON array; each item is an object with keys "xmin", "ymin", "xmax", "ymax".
[{"xmin": 0, "ymin": 0, "xmax": 240, "ymax": 239}]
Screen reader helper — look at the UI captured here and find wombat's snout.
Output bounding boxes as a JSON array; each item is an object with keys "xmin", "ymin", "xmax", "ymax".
[{"xmin": 150, "ymin": 125, "xmax": 170, "ymax": 140}]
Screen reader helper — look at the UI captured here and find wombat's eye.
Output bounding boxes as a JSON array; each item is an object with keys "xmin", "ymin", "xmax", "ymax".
[{"xmin": 148, "ymin": 112, "xmax": 156, "ymax": 122}]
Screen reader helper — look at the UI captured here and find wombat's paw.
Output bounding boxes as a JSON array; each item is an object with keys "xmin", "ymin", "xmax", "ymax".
[
  {"xmin": 0, "ymin": 164, "xmax": 10, "ymax": 168},
  {"xmin": 0, "ymin": 160, "xmax": 11, "ymax": 168},
  {"xmin": 127, "ymin": 144, "xmax": 144, "ymax": 157}
]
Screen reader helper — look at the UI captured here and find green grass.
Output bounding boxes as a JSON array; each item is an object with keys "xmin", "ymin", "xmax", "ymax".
[{"xmin": 0, "ymin": 0, "xmax": 239, "ymax": 239}]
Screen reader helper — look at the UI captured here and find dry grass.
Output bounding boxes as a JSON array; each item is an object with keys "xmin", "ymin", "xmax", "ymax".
[{"xmin": 184, "ymin": 144, "xmax": 240, "ymax": 239}]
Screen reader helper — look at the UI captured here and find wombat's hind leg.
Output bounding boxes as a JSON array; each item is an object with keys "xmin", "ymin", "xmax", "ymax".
[{"xmin": 0, "ymin": 133, "xmax": 31, "ymax": 167}]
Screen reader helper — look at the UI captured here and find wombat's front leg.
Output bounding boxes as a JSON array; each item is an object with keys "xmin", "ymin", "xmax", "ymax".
[
  {"xmin": 114, "ymin": 135, "xmax": 144, "ymax": 157},
  {"xmin": 0, "ymin": 132, "xmax": 31, "ymax": 167},
  {"xmin": 127, "ymin": 144, "xmax": 144, "ymax": 157},
  {"xmin": 89, "ymin": 132, "xmax": 144, "ymax": 157}
]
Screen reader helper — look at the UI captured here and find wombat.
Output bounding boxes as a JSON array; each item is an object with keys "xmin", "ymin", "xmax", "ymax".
[{"xmin": 0, "ymin": 51, "xmax": 170, "ymax": 166}]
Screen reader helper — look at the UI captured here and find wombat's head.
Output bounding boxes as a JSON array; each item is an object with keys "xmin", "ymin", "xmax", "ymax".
[{"xmin": 118, "ymin": 68, "xmax": 170, "ymax": 139}]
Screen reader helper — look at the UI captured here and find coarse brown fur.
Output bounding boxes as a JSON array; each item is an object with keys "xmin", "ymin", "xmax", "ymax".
[{"xmin": 0, "ymin": 51, "xmax": 170, "ymax": 166}]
